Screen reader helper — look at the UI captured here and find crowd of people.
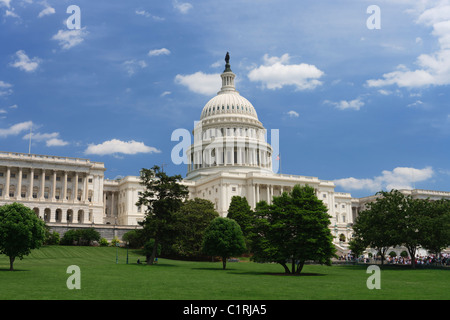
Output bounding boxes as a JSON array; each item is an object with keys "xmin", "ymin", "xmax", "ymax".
[
  {"xmin": 337, "ymin": 252, "xmax": 450, "ymax": 266},
  {"xmin": 387, "ymin": 253, "xmax": 450, "ymax": 266}
]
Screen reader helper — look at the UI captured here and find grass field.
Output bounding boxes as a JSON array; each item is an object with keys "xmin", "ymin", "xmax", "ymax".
[{"xmin": 0, "ymin": 246, "xmax": 449, "ymax": 300}]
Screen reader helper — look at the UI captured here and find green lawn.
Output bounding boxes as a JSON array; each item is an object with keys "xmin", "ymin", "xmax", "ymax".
[{"xmin": 0, "ymin": 246, "xmax": 448, "ymax": 300}]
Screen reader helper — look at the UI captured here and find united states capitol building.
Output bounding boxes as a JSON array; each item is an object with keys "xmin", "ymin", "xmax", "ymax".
[{"xmin": 1, "ymin": 55, "xmax": 449, "ymax": 251}]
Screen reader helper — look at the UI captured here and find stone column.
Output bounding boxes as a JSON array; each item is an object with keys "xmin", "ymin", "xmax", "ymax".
[
  {"xmin": 63, "ymin": 171, "xmax": 68, "ymax": 202},
  {"xmin": 4, "ymin": 167, "xmax": 10, "ymax": 199},
  {"xmin": 51, "ymin": 171, "xmax": 57, "ymax": 201},
  {"xmin": 111, "ymin": 192, "xmax": 115, "ymax": 217},
  {"xmin": 74, "ymin": 172, "xmax": 79, "ymax": 202},
  {"xmin": 17, "ymin": 167, "xmax": 22, "ymax": 199},
  {"xmin": 28, "ymin": 168, "xmax": 34, "ymax": 200},
  {"xmin": 256, "ymin": 183, "xmax": 260, "ymax": 203},
  {"xmin": 40, "ymin": 169, "xmax": 45, "ymax": 200}
]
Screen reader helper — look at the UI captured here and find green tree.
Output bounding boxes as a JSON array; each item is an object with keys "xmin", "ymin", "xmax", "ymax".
[
  {"xmin": 171, "ymin": 198, "xmax": 219, "ymax": 258},
  {"xmin": 353, "ymin": 190, "xmax": 404, "ymax": 265},
  {"xmin": 227, "ymin": 196, "xmax": 253, "ymax": 237},
  {"xmin": 420, "ymin": 199, "xmax": 450, "ymax": 259},
  {"xmin": 0, "ymin": 203, "xmax": 46, "ymax": 271},
  {"xmin": 122, "ymin": 229, "xmax": 145, "ymax": 249},
  {"xmin": 202, "ymin": 217, "xmax": 246, "ymax": 269},
  {"xmin": 250, "ymin": 185, "xmax": 336, "ymax": 274},
  {"xmin": 348, "ymin": 236, "xmax": 367, "ymax": 259},
  {"xmin": 136, "ymin": 165, "xmax": 189, "ymax": 265}
]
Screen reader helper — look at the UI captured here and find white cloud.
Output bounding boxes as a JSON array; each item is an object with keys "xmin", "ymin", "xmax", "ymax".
[
  {"xmin": 248, "ymin": 54, "xmax": 324, "ymax": 90},
  {"xmin": 0, "ymin": 121, "xmax": 33, "ymax": 138},
  {"xmin": 0, "ymin": 0, "xmax": 11, "ymax": 8},
  {"xmin": 287, "ymin": 110, "xmax": 299, "ymax": 118},
  {"xmin": 175, "ymin": 71, "xmax": 221, "ymax": 95},
  {"xmin": 148, "ymin": 48, "xmax": 171, "ymax": 56},
  {"xmin": 367, "ymin": 3, "xmax": 450, "ymax": 88},
  {"xmin": 46, "ymin": 138, "xmax": 69, "ymax": 147},
  {"xmin": 161, "ymin": 91, "xmax": 171, "ymax": 97},
  {"xmin": 4, "ymin": 8, "xmax": 19, "ymax": 18},
  {"xmin": 122, "ymin": 59, "xmax": 147, "ymax": 76},
  {"xmin": 334, "ymin": 166, "xmax": 434, "ymax": 193},
  {"xmin": 10, "ymin": 50, "xmax": 40, "ymax": 72},
  {"xmin": 324, "ymin": 97, "xmax": 364, "ymax": 111},
  {"xmin": 407, "ymin": 100, "xmax": 424, "ymax": 107},
  {"xmin": 135, "ymin": 10, "xmax": 164, "ymax": 21},
  {"xmin": 38, "ymin": 6, "xmax": 55, "ymax": 18},
  {"xmin": 173, "ymin": 0, "xmax": 193, "ymax": 14},
  {"xmin": 84, "ymin": 139, "xmax": 161, "ymax": 156},
  {"xmin": 0, "ymin": 81, "xmax": 13, "ymax": 96},
  {"xmin": 22, "ymin": 131, "xmax": 69, "ymax": 147},
  {"xmin": 51, "ymin": 28, "xmax": 88, "ymax": 50}
]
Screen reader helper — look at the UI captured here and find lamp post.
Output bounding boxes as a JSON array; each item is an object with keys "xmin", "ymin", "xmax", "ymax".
[
  {"xmin": 116, "ymin": 242, "xmax": 119, "ymax": 264},
  {"xmin": 126, "ymin": 241, "xmax": 129, "ymax": 264}
]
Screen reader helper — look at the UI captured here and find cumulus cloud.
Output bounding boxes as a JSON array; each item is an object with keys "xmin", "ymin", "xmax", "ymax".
[
  {"xmin": 122, "ymin": 59, "xmax": 147, "ymax": 76},
  {"xmin": 367, "ymin": 3, "xmax": 450, "ymax": 88},
  {"xmin": 85, "ymin": 139, "xmax": 161, "ymax": 156},
  {"xmin": 173, "ymin": 0, "xmax": 193, "ymax": 14},
  {"xmin": 0, "ymin": 80, "xmax": 13, "ymax": 96},
  {"xmin": 0, "ymin": 121, "xmax": 33, "ymax": 138},
  {"xmin": 148, "ymin": 48, "xmax": 171, "ymax": 56},
  {"xmin": 324, "ymin": 97, "xmax": 365, "ymax": 111},
  {"xmin": 52, "ymin": 28, "xmax": 88, "ymax": 50},
  {"xmin": 22, "ymin": 131, "xmax": 69, "ymax": 147},
  {"xmin": 248, "ymin": 53, "xmax": 324, "ymax": 90},
  {"xmin": 0, "ymin": 0, "xmax": 11, "ymax": 8},
  {"xmin": 287, "ymin": 110, "xmax": 299, "ymax": 118},
  {"xmin": 135, "ymin": 10, "xmax": 164, "ymax": 21},
  {"xmin": 334, "ymin": 166, "xmax": 434, "ymax": 193},
  {"xmin": 10, "ymin": 50, "xmax": 40, "ymax": 72},
  {"xmin": 38, "ymin": 5, "xmax": 55, "ymax": 18},
  {"xmin": 175, "ymin": 71, "xmax": 221, "ymax": 95}
]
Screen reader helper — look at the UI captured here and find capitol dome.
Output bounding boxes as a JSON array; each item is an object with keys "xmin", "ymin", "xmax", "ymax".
[
  {"xmin": 200, "ymin": 92, "xmax": 258, "ymax": 121},
  {"xmin": 186, "ymin": 53, "xmax": 273, "ymax": 180}
]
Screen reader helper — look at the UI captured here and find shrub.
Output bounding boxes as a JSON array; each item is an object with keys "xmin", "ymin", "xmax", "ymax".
[{"xmin": 60, "ymin": 228, "xmax": 101, "ymax": 246}]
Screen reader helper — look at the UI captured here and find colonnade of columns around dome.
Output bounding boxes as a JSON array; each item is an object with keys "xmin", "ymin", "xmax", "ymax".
[{"xmin": 187, "ymin": 126, "xmax": 273, "ymax": 173}]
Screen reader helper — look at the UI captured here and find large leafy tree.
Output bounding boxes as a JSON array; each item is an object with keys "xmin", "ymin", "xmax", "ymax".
[
  {"xmin": 136, "ymin": 165, "xmax": 189, "ymax": 265},
  {"xmin": 202, "ymin": 217, "xmax": 246, "ymax": 270},
  {"xmin": 0, "ymin": 203, "xmax": 46, "ymax": 271},
  {"xmin": 353, "ymin": 190, "xmax": 407, "ymax": 265},
  {"xmin": 251, "ymin": 185, "xmax": 336, "ymax": 274},
  {"xmin": 420, "ymin": 199, "xmax": 450, "ymax": 258},
  {"xmin": 171, "ymin": 198, "xmax": 219, "ymax": 258},
  {"xmin": 226, "ymin": 196, "xmax": 254, "ymax": 250}
]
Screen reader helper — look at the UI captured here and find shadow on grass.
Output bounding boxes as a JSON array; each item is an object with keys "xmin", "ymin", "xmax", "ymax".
[{"xmin": 0, "ymin": 268, "xmax": 29, "ymax": 272}]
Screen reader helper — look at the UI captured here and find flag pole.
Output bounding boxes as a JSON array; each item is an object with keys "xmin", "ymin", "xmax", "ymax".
[{"xmin": 28, "ymin": 125, "xmax": 32, "ymax": 154}]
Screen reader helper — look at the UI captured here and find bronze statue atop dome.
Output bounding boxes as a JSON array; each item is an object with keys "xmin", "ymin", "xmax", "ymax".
[{"xmin": 224, "ymin": 52, "xmax": 232, "ymax": 72}]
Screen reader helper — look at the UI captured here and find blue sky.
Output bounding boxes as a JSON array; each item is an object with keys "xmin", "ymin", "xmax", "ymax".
[{"xmin": 1, "ymin": 0, "xmax": 449, "ymax": 198}]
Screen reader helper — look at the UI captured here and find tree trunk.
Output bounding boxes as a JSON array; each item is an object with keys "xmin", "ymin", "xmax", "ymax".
[
  {"xmin": 291, "ymin": 259, "xmax": 296, "ymax": 274},
  {"xmin": 9, "ymin": 256, "xmax": 15, "ymax": 271},
  {"xmin": 279, "ymin": 261, "xmax": 290, "ymax": 274},
  {"xmin": 222, "ymin": 257, "xmax": 227, "ymax": 270},
  {"xmin": 408, "ymin": 247, "xmax": 416, "ymax": 269},
  {"xmin": 148, "ymin": 238, "xmax": 158, "ymax": 265},
  {"xmin": 296, "ymin": 260, "xmax": 305, "ymax": 274}
]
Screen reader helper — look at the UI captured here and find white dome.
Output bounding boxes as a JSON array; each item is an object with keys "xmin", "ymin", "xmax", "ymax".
[{"xmin": 200, "ymin": 91, "xmax": 258, "ymax": 120}]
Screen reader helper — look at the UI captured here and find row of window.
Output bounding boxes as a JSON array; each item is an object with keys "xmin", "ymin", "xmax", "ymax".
[
  {"xmin": 202, "ymin": 104, "xmax": 255, "ymax": 117},
  {"xmin": 0, "ymin": 185, "xmax": 94, "ymax": 201},
  {"xmin": 0, "ymin": 172, "xmax": 93, "ymax": 183}
]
